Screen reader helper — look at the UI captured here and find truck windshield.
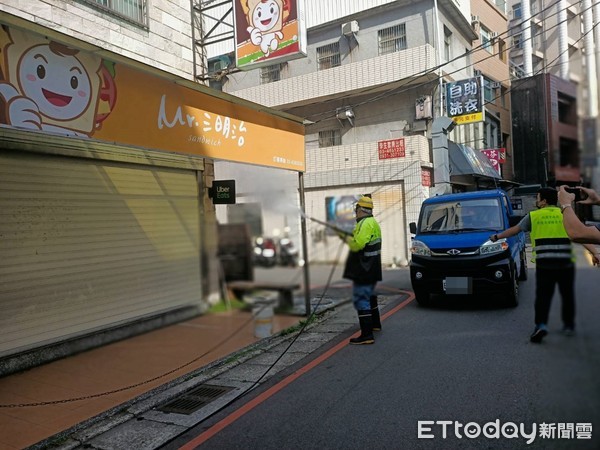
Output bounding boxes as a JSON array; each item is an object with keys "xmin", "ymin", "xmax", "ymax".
[{"xmin": 419, "ymin": 198, "xmax": 503, "ymax": 233}]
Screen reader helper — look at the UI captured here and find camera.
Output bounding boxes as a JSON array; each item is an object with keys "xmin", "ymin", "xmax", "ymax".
[{"xmin": 564, "ymin": 187, "xmax": 587, "ymax": 202}]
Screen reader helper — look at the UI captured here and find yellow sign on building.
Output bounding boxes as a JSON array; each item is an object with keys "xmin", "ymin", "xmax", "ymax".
[{"xmin": 0, "ymin": 24, "xmax": 306, "ymax": 171}]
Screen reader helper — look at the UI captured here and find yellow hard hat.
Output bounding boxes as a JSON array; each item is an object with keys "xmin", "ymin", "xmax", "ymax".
[{"xmin": 356, "ymin": 195, "xmax": 373, "ymax": 210}]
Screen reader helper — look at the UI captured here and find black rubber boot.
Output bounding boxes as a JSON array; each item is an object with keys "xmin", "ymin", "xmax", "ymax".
[
  {"xmin": 349, "ymin": 310, "xmax": 375, "ymax": 345},
  {"xmin": 370, "ymin": 295, "xmax": 381, "ymax": 331}
]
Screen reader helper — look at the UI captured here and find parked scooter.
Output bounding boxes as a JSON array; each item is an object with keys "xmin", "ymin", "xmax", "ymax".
[
  {"xmin": 253, "ymin": 237, "xmax": 278, "ymax": 267},
  {"xmin": 278, "ymin": 237, "xmax": 299, "ymax": 267}
]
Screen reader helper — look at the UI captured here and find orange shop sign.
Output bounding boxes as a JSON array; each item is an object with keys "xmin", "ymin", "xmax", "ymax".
[
  {"xmin": 0, "ymin": 25, "xmax": 305, "ymax": 171},
  {"xmin": 377, "ymin": 138, "xmax": 406, "ymax": 160}
]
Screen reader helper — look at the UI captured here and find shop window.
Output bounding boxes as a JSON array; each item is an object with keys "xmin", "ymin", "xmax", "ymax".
[
  {"xmin": 317, "ymin": 42, "xmax": 341, "ymax": 70},
  {"xmin": 378, "ymin": 23, "xmax": 407, "ymax": 55},
  {"xmin": 318, "ymin": 130, "xmax": 341, "ymax": 147},
  {"xmin": 82, "ymin": 0, "xmax": 147, "ymax": 25}
]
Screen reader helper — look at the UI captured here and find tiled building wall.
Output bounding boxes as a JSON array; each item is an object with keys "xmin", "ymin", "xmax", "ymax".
[{"xmin": 0, "ymin": 0, "xmax": 194, "ymax": 79}]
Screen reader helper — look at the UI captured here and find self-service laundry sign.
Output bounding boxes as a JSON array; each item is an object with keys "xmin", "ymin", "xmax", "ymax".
[
  {"xmin": 210, "ymin": 180, "xmax": 236, "ymax": 204},
  {"xmin": 446, "ymin": 77, "xmax": 484, "ymax": 125}
]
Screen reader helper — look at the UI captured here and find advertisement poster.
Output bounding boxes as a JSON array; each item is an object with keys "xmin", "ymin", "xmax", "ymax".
[
  {"xmin": 325, "ymin": 195, "xmax": 360, "ymax": 235},
  {"xmin": 233, "ymin": 0, "xmax": 307, "ymax": 70},
  {"xmin": 0, "ymin": 24, "xmax": 305, "ymax": 171}
]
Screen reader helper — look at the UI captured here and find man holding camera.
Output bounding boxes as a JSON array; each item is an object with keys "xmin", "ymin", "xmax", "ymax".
[
  {"xmin": 558, "ymin": 185, "xmax": 600, "ymax": 246},
  {"xmin": 490, "ymin": 187, "xmax": 597, "ymax": 343}
]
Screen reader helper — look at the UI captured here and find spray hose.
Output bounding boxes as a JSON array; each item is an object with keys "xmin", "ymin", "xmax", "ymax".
[{"xmin": 303, "ymin": 214, "xmax": 353, "ymax": 237}]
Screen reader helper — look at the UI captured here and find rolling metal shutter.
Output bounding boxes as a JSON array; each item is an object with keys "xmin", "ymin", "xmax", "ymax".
[{"xmin": 0, "ymin": 151, "xmax": 202, "ymax": 357}]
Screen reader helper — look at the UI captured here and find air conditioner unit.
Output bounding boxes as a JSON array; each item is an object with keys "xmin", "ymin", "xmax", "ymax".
[
  {"xmin": 336, "ymin": 107, "xmax": 355, "ymax": 126},
  {"xmin": 474, "ymin": 69, "xmax": 482, "ymax": 77},
  {"xmin": 490, "ymin": 31, "xmax": 500, "ymax": 39},
  {"xmin": 341, "ymin": 20, "xmax": 359, "ymax": 36},
  {"xmin": 471, "ymin": 15, "xmax": 480, "ymax": 24},
  {"xmin": 415, "ymin": 96, "xmax": 433, "ymax": 120}
]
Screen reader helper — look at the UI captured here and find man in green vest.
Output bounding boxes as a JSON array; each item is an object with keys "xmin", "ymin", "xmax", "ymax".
[
  {"xmin": 339, "ymin": 195, "xmax": 382, "ymax": 345},
  {"xmin": 490, "ymin": 187, "xmax": 597, "ymax": 343}
]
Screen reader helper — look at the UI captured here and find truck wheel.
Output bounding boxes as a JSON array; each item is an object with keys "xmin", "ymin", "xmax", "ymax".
[
  {"xmin": 414, "ymin": 290, "xmax": 431, "ymax": 307},
  {"xmin": 505, "ymin": 269, "xmax": 519, "ymax": 307},
  {"xmin": 518, "ymin": 250, "xmax": 528, "ymax": 281}
]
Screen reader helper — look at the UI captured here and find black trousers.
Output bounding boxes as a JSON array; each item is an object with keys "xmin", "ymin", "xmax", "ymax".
[{"xmin": 534, "ymin": 264, "xmax": 576, "ymax": 328}]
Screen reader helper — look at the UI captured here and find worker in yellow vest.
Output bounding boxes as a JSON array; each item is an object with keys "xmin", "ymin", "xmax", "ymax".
[
  {"xmin": 339, "ymin": 195, "xmax": 382, "ymax": 345},
  {"xmin": 491, "ymin": 187, "xmax": 598, "ymax": 343}
]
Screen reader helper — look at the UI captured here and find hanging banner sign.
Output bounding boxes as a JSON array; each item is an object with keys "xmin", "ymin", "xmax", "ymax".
[
  {"xmin": 233, "ymin": 0, "xmax": 307, "ymax": 70},
  {"xmin": 446, "ymin": 76, "xmax": 485, "ymax": 125},
  {"xmin": 0, "ymin": 24, "xmax": 305, "ymax": 171}
]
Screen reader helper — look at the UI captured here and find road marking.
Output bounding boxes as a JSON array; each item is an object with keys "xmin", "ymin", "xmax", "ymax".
[{"xmin": 179, "ymin": 291, "xmax": 414, "ymax": 449}]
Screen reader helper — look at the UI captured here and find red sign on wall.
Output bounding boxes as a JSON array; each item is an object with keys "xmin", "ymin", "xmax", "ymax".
[
  {"xmin": 378, "ymin": 138, "xmax": 406, "ymax": 160},
  {"xmin": 421, "ymin": 169, "xmax": 432, "ymax": 187},
  {"xmin": 481, "ymin": 148, "xmax": 506, "ymax": 163},
  {"xmin": 480, "ymin": 148, "xmax": 506, "ymax": 175}
]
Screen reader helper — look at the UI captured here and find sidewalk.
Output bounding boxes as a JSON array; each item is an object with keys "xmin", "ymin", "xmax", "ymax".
[
  {"xmin": 0, "ymin": 306, "xmax": 302, "ymax": 449},
  {"xmin": 0, "ymin": 264, "xmax": 360, "ymax": 449}
]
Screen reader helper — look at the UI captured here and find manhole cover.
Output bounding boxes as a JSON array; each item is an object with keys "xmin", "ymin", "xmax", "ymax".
[{"xmin": 157, "ymin": 384, "xmax": 234, "ymax": 415}]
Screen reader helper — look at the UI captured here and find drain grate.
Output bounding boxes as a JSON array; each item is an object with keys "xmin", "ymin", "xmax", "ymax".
[{"xmin": 157, "ymin": 384, "xmax": 234, "ymax": 415}]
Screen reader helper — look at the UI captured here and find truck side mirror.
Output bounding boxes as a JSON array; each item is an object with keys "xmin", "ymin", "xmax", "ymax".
[
  {"xmin": 508, "ymin": 215, "xmax": 523, "ymax": 227},
  {"xmin": 409, "ymin": 222, "xmax": 417, "ymax": 234}
]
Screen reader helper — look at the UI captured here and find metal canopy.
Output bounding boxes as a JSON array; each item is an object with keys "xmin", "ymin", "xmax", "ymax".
[{"xmin": 449, "ymin": 142, "xmax": 501, "ymax": 179}]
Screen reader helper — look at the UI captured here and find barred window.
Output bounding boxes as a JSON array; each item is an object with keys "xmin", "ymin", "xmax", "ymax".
[
  {"xmin": 317, "ymin": 43, "xmax": 341, "ymax": 70},
  {"xmin": 318, "ymin": 130, "xmax": 342, "ymax": 148},
  {"xmin": 260, "ymin": 64, "xmax": 281, "ymax": 84},
  {"xmin": 378, "ymin": 24, "xmax": 407, "ymax": 55},
  {"xmin": 82, "ymin": 0, "xmax": 147, "ymax": 26}
]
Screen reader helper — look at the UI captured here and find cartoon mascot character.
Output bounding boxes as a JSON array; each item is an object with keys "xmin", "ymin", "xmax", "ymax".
[
  {"xmin": 0, "ymin": 26, "xmax": 116, "ymax": 137},
  {"xmin": 243, "ymin": 0, "xmax": 289, "ymax": 57}
]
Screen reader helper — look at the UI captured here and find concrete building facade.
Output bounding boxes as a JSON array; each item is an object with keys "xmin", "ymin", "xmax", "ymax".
[
  {"xmin": 470, "ymin": 0, "xmax": 514, "ymax": 180},
  {"xmin": 506, "ymin": 0, "xmax": 591, "ymax": 186},
  {"xmin": 215, "ymin": 0, "xmax": 488, "ymax": 266}
]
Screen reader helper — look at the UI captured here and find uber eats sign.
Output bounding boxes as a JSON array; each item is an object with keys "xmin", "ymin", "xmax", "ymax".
[{"xmin": 209, "ymin": 180, "xmax": 236, "ymax": 204}]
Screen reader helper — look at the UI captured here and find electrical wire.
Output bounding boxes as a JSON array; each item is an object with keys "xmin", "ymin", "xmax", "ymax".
[{"xmin": 303, "ymin": 0, "xmax": 594, "ymax": 125}]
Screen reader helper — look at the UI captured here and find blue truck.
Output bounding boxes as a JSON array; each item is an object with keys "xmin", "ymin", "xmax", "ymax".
[{"xmin": 409, "ymin": 189, "xmax": 527, "ymax": 307}]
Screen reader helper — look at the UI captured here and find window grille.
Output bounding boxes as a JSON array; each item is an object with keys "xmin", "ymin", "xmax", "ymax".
[
  {"xmin": 82, "ymin": 0, "xmax": 147, "ymax": 26},
  {"xmin": 318, "ymin": 130, "xmax": 341, "ymax": 148},
  {"xmin": 260, "ymin": 65, "xmax": 281, "ymax": 84},
  {"xmin": 378, "ymin": 24, "xmax": 407, "ymax": 55},
  {"xmin": 317, "ymin": 43, "xmax": 341, "ymax": 70}
]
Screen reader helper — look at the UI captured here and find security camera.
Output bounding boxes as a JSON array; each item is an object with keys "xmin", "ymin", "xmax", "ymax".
[{"xmin": 345, "ymin": 109, "xmax": 354, "ymax": 119}]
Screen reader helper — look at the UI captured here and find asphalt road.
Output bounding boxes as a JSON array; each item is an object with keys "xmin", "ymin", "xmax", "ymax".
[{"xmin": 164, "ymin": 258, "xmax": 600, "ymax": 450}]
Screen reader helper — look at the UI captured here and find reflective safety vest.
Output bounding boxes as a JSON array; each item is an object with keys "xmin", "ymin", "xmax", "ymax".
[
  {"xmin": 343, "ymin": 216, "xmax": 383, "ymax": 284},
  {"xmin": 529, "ymin": 207, "xmax": 575, "ymax": 263}
]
